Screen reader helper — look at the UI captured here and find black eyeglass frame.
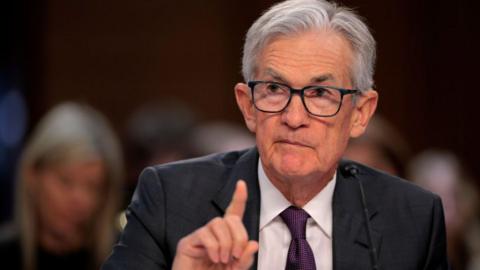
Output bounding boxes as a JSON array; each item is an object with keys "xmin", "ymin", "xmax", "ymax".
[{"xmin": 247, "ymin": 80, "xmax": 361, "ymax": 117}]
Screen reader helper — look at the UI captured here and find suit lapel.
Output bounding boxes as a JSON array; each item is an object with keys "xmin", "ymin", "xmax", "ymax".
[
  {"xmin": 332, "ymin": 161, "xmax": 382, "ymax": 270},
  {"xmin": 211, "ymin": 148, "xmax": 261, "ymax": 269}
]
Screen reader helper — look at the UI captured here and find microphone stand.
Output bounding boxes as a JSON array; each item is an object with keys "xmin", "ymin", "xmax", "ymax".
[{"xmin": 345, "ymin": 164, "xmax": 380, "ymax": 270}]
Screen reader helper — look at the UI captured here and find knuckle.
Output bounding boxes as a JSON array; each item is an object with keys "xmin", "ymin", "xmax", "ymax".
[
  {"xmin": 225, "ymin": 215, "xmax": 242, "ymax": 226},
  {"xmin": 237, "ymin": 231, "xmax": 248, "ymax": 243},
  {"xmin": 225, "ymin": 215, "xmax": 245, "ymax": 229},
  {"xmin": 216, "ymin": 231, "xmax": 232, "ymax": 247},
  {"xmin": 196, "ymin": 227, "xmax": 211, "ymax": 240},
  {"xmin": 176, "ymin": 237, "xmax": 189, "ymax": 250},
  {"xmin": 204, "ymin": 239, "xmax": 219, "ymax": 250},
  {"xmin": 225, "ymin": 218, "xmax": 248, "ymax": 243},
  {"xmin": 209, "ymin": 216, "xmax": 223, "ymax": 226}
]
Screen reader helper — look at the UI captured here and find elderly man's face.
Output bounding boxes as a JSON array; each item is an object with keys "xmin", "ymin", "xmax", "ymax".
[{"xmin": 236, "ymin": 30, "xmax": 377, "ymax": 184}]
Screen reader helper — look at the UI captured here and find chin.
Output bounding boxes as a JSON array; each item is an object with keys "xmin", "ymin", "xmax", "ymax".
[
  {"xmin": 278, "ymin": 150, "xmax": 309, "ymax": 167},
  {"xmin": 278, "ymin": 169, "xmax": 309, "ymax": 180},
  {"xmin": 273, "ymin": 158, "xmax": 313, "ymax": 179}
]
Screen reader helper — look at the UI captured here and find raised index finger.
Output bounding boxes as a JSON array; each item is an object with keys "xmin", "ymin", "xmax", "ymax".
[{"xmin": 225, "ymin": 180, "xmax": 248, "ymax": 218}]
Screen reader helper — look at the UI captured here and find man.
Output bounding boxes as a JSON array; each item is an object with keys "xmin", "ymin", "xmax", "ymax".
[{"xmin": 103, "ymin": 0, "xmax": 448, "ymax": 269}]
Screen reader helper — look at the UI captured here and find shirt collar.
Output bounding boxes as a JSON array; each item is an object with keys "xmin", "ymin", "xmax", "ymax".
[{"xmin": 258, "ymin": 158, "xmax": 336, "ymax": 238}]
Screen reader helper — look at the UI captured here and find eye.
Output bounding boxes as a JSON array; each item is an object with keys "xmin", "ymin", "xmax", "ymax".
[
  {"xmin": 305, "ymin": 86, "xmax": 329, "ymax": 97},
  {"xmin": 265, "ymin": 82, "xmax": 283, "ymax": 93}
]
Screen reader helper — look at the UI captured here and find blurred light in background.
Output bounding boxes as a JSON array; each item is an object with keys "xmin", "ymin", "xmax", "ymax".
[{"xmin": 0, "ymin": 89, "xmax": 27, "ymax": 148}]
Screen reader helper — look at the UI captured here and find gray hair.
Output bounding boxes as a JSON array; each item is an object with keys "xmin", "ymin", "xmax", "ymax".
[
  {"xmin": 242, "ymin": 0, "xmax": 376, "ymax": 91},
  {"xmin": 16, "ymin": 102, "xmax": 124, "ymax": 270}
]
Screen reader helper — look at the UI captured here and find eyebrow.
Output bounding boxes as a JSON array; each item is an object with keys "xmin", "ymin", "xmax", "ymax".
[
  {"xmin": 264, "ymin": 68, "xmax": 335, "ymax": 85},
  {"xmin": 310, "ymin": 74, "xmax": 334, "ymax": 84},
  {"xmin": 265, "ymin": 68, "xmax": 287, "ymax": 83}
]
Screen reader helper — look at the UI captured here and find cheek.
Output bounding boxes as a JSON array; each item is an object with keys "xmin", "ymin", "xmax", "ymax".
[
  {"xmin": 307, "ymin": 118, "xmax": 353, "ymax": 168},
  {"xmin": 322, "ymin": 122, "xmax": 351, "ymax": 151},
  {"xmin": 253, "ymin": 115, "xmax": 277, "ymax": 152},
  {"xmin": 318, "ymin": 134, "xmax": 348, "ymax": 165},
  {"xmin": 82, "ymin": 192, "xmax": 103, "ymax": 216},
  {"xmin": 36, "ymin": 179, "xmax": 68, "ymax": 223},
  {"xmin": 37, "ymin": 177, "xmax": 59, "ymax": 205}
]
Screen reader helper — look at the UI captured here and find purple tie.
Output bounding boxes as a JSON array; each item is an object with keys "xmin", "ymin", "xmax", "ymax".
[{"xmin": 280, "ymin": 206, "xmax": 317, "ymax": 270}]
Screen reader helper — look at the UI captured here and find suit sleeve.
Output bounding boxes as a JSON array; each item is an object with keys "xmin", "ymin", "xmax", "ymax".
[
  {"xmin": 102, "ymin": 167, "xmax": 169, "ymax": 270},
  {"xmin": 423, "ymin": 196, "xmax": 450, "ymax": 270}
]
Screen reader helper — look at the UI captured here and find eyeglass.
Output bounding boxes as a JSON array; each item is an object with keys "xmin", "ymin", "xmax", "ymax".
[{"xmin": 247, "ymin": 80, "xmax": 360, "ymax": 117}]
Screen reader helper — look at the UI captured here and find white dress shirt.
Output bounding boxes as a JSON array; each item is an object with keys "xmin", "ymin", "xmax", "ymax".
[{"xmin": 257, "ymin": 158, "xmax": 336, "ymax": 270}]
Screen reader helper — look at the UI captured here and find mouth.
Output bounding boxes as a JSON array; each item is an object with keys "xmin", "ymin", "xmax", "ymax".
[{"xmin": 277, "ymin": 139, "xmax": 310, "ymax": 148}]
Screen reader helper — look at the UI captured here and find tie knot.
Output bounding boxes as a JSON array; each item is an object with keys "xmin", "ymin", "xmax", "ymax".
[{"xmin": 280, "ymin": 206, "xmax": 310, "ymax": 239}]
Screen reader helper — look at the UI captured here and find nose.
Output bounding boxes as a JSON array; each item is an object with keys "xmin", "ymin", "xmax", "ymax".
[
  {"xmin": 281, "ymin": 94, "xmax": 309, "ymax": 129},
  {"xmin": 69, "ymin": 186, "xmax": 96, "ymax": 221}
]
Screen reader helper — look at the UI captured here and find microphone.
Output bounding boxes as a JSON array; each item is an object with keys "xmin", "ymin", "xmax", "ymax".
[
  {"xmin": 344, "ymin": 164, "xmax": 380, "ymax": 270},
  {"xmin": 344, "ymin": 164, "xmax": 359, "ymax": 176}
]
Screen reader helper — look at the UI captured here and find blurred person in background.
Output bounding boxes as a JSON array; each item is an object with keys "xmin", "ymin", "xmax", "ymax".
[
  {"xmin": 124, "ymin": 100, "xmax": 196, "ymax": 206},
  {"xmin": 408, "ymin": 150, "xmax": 480, "ymax": 270},
  {"xmin": 0, "ymin": 102, "xmax": 124, "ymax": 270},
  {"xmin": 344, "ymin": 115, "xmax": 410, "ymax": 177}
]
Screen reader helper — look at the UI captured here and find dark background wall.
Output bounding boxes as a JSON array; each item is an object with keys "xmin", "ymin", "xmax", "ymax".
[{"xmin": 16, "ymin": 0, "xmax": 480, "ymax": 183}]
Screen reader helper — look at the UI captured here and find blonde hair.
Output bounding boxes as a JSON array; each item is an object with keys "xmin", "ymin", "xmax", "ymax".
[{"xmin": 15, "ymin": 102, "xmax": 124, "ymax": 270}]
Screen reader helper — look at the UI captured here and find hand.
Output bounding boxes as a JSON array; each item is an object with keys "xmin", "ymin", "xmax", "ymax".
[{"xmin": 172, "ymin": 180, "xmax": 258, "ymax": 270}]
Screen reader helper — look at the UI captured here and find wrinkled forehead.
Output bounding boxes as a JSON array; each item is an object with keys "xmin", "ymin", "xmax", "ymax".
[{"xmin": 254, "ymin": 29, "xmax": 355, "ymax": 86}]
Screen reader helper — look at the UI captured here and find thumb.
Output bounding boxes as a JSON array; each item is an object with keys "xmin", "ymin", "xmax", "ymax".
[{"xmin": 233, "ymin": 241, "xmax": 258, "ymax": 270}]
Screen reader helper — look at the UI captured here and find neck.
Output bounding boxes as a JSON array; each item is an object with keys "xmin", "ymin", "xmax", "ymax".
[{"xmin": 266, "ymin": 168, "xmax": 336, "ymax": 207}]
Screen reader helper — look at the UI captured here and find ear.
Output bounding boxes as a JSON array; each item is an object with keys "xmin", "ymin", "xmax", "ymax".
[
  {"xmin": 350, "ymin": 89, "xmax": 378, "ymax": 138},
  {"xmin": 234, "ymin": 83, "xmax": 257, "ymax": 133}
]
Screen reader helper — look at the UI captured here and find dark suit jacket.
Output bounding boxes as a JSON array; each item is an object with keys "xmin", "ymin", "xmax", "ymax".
[{"xmin": 103, "ymin": 148, "xmax": 448, "ymax": 269}]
